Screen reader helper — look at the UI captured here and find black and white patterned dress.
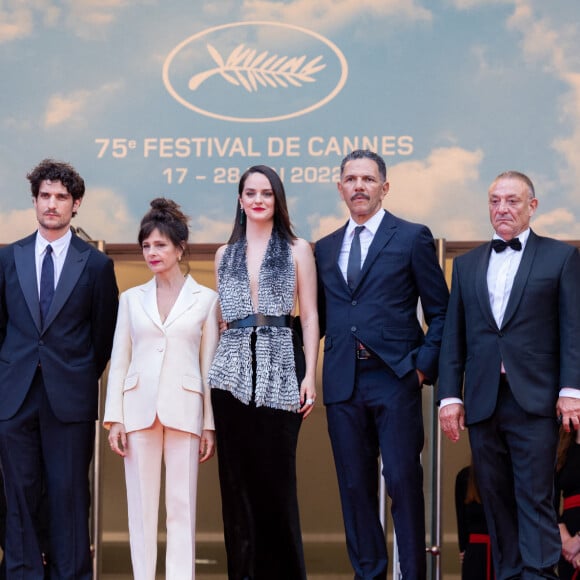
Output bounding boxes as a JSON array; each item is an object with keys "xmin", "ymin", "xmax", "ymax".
[
  {"xmin": 209, "ymin": 229, "xmax": 307, "ymax": 580},
  {"xmin": 208, "ymin": 229, "xmax": 300, "ymax": 410}
]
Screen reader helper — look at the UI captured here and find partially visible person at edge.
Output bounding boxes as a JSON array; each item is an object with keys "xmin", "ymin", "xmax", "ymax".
[
  {"xmin": 455, "ymin": 459, "xmax": 494, "ymax": 580},
  {"xmin": 438, "ymin": 170, "xmax": 580, "ymax": 580},
  {"xmin": 555, "ymin": 426, "xmax": 580, "ymax": 579},
  {"xmin": 0, "ymin": 159, "xmax": 119, "ymax": 578},
  {"xmin": 315, "ymin": 149, "xmax": 449, "ymax": 580},
  {"xmin": 0, "ymin": 475, "xmax": 49, "ymax": 579},
  {"xmin": 104, "ymin": 198, "xmax": 219, "ymax": 580},
  {"xmin": 208, "ymin": 165, "xmax": 319, "ymax": 580}
]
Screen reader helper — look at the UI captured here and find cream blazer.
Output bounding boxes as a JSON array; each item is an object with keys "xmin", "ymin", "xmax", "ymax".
[{"xmin": 103, "ymin": 275, "xmax": 219, "ymax": 436}]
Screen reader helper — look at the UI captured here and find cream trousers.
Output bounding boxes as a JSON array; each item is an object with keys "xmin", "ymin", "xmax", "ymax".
[{"xmin": 124, "ymin": 417, "xmax": 200, "ymax": 580}]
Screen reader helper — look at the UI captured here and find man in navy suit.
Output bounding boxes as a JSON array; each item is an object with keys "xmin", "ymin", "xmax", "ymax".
[
  {"xmin": 0, "ymin": 159, "xmax": 118, "ymax": 578},
  {"xmin": 315, "ymin": 149, "xmax": 449, "ymax": 580},
  {"xmin": 438, "ymin": 171, "xmax": 580, "ymax": 579}
]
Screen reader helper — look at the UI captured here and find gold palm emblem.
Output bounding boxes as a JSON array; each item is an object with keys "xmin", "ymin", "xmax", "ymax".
[{"xmin": 189, "ymin": 43, "xmax": 326, "ymax": 92}]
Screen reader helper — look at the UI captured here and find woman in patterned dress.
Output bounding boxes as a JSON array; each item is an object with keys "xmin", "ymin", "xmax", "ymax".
[
  {"xmin": 455, "ymin": 459, "xmax": 494, "ymax": 580},
  {"xmin": 208, "ymin": 165, "xmax": 319, "ymax": 580},
  {"xmin": 556, "ymin": 426, "xmax": 580, "ymax": 579}
]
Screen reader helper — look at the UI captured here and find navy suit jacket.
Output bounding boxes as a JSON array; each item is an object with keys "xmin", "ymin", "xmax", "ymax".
[
  {"xmin": 0, "ymin": 232, "xmax": 119, "ymax": 423},
  {"xmin": 438, "ymin": 230, "xmax": 580, "ymax": 424},
  {"xmin": 315, "ymin": 210, "xmax": 449, "ymax": 404}
]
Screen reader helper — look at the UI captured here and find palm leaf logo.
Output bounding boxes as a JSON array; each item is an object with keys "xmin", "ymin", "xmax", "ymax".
[{"xmin": 188, "ymin": 43, "xmax": 326, "ymax": 92}]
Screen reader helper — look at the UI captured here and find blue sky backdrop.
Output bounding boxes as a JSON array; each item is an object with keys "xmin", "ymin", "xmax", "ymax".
[{"xmin": 1, "ymin": 0, "xmax": 579, "ymax": 243}]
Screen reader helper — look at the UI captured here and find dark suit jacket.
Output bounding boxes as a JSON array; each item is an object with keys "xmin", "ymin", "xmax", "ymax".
[
  {"xmin": 0, "ymin": 232, "xmax": 119, "ymax": 423},
  {"xmin": 315, "ymin": 210, "xmax": 449, "ymax": 404},
  {"xmin": 438, "ymin": 230, "xmax": 580, "ymax": 424}
]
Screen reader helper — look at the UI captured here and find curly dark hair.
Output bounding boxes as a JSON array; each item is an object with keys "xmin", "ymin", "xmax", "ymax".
[{"xmin": 27, "ymin": 159, "xmax": 85, "ymax": 201}]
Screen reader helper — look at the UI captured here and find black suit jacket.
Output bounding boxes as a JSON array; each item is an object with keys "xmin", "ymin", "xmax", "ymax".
[
  {"xmin": 438, "ymin": 230, "xmax": 580, "ymax": 424},
  {"xmin": 315, "ymin": 210, "xmax": 449, "ymax": 404},
  {"xmin": 0, "ymin": 232, "xmax": 119, "ymax": 422}
]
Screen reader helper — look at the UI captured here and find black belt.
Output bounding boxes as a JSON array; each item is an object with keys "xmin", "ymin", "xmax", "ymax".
[
  {"xmin": 356, "ymin": 348, "xmax": 373, "ymax": 360},
  {"xmin": 356, "ymin": 342, "xmax": 374, "ymax": 360},
  {"xmin": 227, "ymin": 314, "xmax": 293, "ymax": 329}
]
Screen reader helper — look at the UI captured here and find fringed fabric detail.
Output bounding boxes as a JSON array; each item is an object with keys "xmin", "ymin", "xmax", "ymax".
[{"xmin": 208, "ymin": 231, "xmax": 300, "ymax": 411}]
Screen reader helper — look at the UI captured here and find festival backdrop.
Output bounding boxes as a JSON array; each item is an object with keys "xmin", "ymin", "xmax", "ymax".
[{"xmin": 1, "ymin": 0, "xmax": 579, "ymax": 244}]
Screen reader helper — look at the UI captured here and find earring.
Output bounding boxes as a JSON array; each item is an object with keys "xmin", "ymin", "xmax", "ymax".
[{"xmin": 239, "ymin": 207, "xmax": 246, "ymax": 225}]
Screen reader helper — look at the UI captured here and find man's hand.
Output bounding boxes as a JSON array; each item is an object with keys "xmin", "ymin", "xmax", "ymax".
[
  {"xmin": 439, "ymin": 403, "xmax": 465, "ymax": 442},
  {"xmin": 557, "ymin": 396, "xmax": 580, "ymax": 432}
]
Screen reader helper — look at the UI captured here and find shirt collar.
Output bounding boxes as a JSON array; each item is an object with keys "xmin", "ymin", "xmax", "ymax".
[
  {"xmin": 492, "ymin": 227, "xmax": 530, "ymax": 251},
  {"xmin": 347, "ymin": 208, "xmax": 385, "ymax": 237},
  {"xmin": 36, "ymin": 228, "xmax": 72, "ymax": 257}
]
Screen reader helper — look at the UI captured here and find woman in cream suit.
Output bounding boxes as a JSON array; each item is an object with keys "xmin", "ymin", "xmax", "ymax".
[{"xmin": 104, "ymin": 198, "xmax": 219, "ymax": 580}]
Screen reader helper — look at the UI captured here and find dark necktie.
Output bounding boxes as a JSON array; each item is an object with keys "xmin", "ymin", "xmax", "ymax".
[
  {"xmin": 492, "ymin": 237, "xmax": 522, "ymax": 253},
  {"xmin": 40, "ymin": 245, "xmax": 54, "ymax": 325},
  {"xmin": 347, "ymin": 226, "xmax": 364, "ymax": 290}
]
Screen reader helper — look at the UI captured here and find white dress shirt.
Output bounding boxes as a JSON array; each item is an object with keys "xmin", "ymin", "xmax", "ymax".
[
  {"xmin": 35, "ymin": 229, "xmax": 72, "ymax": 295},
  {"xmin": 487, "ymin": 228, "xmax": 529, "ymax": 329},
  {"xmin": 338, "ymin": 209, "xmax": 385, "ymax": 282}
]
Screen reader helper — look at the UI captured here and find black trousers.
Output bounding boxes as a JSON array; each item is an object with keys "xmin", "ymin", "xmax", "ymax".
[
  {"xmin": 211, "ymin": 388, "xmax": 305, "ymax": 580},
  {"xmin": 326, "ymin": 359, "xmax": 426, "ymax": 580},
  {"xmin": 469, "ymin": 378, "xmax": 560, "ymax": 580},
  {"xmin": 0, "ymin": 370, "xmax": 94, "ymax": 580}
]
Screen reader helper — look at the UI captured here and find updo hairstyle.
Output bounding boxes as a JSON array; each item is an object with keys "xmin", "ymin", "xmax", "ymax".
[{"xmin": 138, "ymin": 198, "xmax": 190, "ymax": 251}]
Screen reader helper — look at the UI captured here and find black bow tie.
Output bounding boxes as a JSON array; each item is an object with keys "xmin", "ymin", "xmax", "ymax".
[{"xmin": 492, "ymin": 238, "xmax": 522, "ymax": 253}]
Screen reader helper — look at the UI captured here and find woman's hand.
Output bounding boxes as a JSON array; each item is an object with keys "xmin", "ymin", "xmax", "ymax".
[
  {"xmin": 108, "ymin": 423, "xmax": 128, "ymax": 457},
  {"xmin": 199, "ymin": 429, "xmax": 216, "ymax": 463},
  {"xmin": 299, "ymin": 376, "xmax": 317, "ymax": 420}
]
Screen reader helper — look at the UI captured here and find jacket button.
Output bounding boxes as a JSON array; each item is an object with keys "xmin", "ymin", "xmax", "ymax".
[
  {"xmin": 351, "ymin": 326, "xmax": 357, "ymax": 332},
  {"xmin": 351, "ymin": 300, "xmax": 357, "ymax": 306}
]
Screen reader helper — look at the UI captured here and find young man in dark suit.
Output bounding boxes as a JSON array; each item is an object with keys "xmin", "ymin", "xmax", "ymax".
[
  {"xmin": 315, "ymin": 149, "xmax": 449, "ymax": 579},
  {"xmin": 0, "ymin": 159, "xmax": 119, "ymax": 578},
  {"xmin": 438, "ymin": 171, "xmax": 580, "ymax": 579}
]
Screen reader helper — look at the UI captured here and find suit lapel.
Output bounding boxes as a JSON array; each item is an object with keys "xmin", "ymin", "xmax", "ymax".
[
  {"xmin": 164, "ymin": 276, "xmax": 199, "ymax": 328},
  {"xmin": 475, "ymin": 243, "xmax": 497, "ymax": 330},
  {"xmin": 355, "ymin": 211, "xmax": 396, "ymax": 291},
  {"xmin": 42, "ymin": 235, "xmax": 90, "ymax": 331},
  {"xmin": 139, "ymin": 278, "xmax": 164, "ymax": 330},
  {"xmin": 14, "ymin": 234, "xmax": 41, "ymax": 332},
  {"xmin": 327, "ymin": 223, "xmax": 350, "ymax": 291},
  {"xmin": 501, "ymin": 230, "xmax": 538, "ymax": 328},
  {"xmin": 138, "ymin": 276, "xmax": 199, "ymax": 330}
]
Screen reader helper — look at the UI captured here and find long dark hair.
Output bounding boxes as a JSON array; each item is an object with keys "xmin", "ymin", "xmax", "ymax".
[
  {"xmin": 227, "ymin": 165, "xmax": 297, "ymax": 244},
  {"xmin": 464, "ymin": 457, "xmax": 482, "ymax": 504},
  {"xmin": 556, "ymin": 427, "xmax": 575, "ymax": 472}
]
